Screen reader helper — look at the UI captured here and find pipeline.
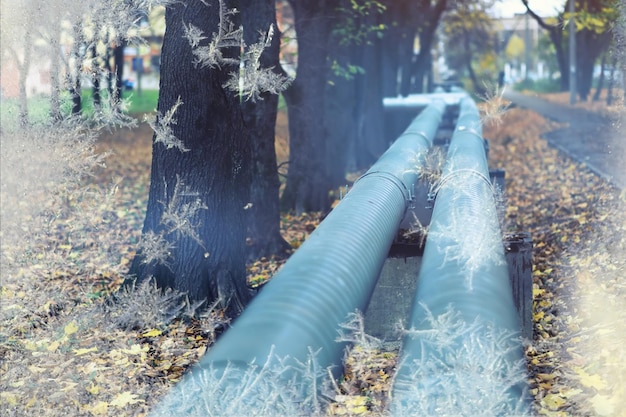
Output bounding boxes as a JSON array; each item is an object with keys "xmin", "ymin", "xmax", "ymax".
[
  {"xmin": 390, "ymin": 97, "xmax": 529, "ymax": 416},
  {"xmin": 150, "ymin": 99, "xmax": 447, "ymax": 416}
]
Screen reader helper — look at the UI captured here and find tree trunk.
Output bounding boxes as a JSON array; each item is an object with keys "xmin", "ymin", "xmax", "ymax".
[
  {"xmin": 593, "ymin": 50, "xmax": 606, "ymax": 102},
  {"xmin": 281, "ymin": 0, "xmax": 334, "ymax": 214},
  {"xmin": 9, "ymin": 37, "xmax": 31, "ymax": 127},
  {"xmin": 381, "ymin": 26, "xmax": 400, "ymax": 97},
  {"xmin": 577, "ymin": 29, "xmax": 611, "ymax": 102},
  {"xmin": 324, "ymin": 48, "xmax": 356, "ymax": 189},
  {"xmin": 90, "ymin": 44, "xmax": 101, "ymax": 109},
  {"xmin": 241, "ymin": 0, "xmax": 291, "ymax": 260},
  {"xmin": 49, "ymin": 19, "xmax": 62, "ymax": 122},
  {"xmin": 522, "ymin": 0, "xmax": 568, "ymax": 91},
  {"xmin": 463, "ymin": 35, "xmax": 481, "ymax": 94},
  {"xmin": 113, "ymin": 39, "xmax": 127, "ymax": 105},
  {"xmin": 412, "ymin": 0, "xmax": 447, "ymax": 94},
  {"xmin": 607, "ymin": 52, "xmax": 617, "ymax": 106},
  {"xmin": 398, "ymin": 33, "xmax": 415, "ymax": 97},
  {"xmin": 355, "ymin": 36, "xmax": 385, "ymax": 169},
  {"xmin": 128, "ymin": 0, "xmax": 252, "ymax": 317}
]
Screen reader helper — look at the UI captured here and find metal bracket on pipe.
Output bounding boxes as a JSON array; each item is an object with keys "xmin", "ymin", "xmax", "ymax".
[
  {"xmin": 408, "ymin": 183, "xmax": 416, "ymax": 209},
  {"xmin": 355, "ymin": 170, "xmax": 413, "ymax": 207},
  {"xmin": 426, "ymin": 168, "xmax": 495, "ymax": 208}
]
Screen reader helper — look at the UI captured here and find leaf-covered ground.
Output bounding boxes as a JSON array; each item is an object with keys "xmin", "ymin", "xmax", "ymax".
[{"xmin": 1, "ymin": 98, "xmax": 625, "ymax": 416}]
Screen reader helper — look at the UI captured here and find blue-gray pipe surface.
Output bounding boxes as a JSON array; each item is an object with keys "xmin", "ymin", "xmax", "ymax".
[
  {"xmin": 150, "ymin": 100, "xmax": 446, "ymax": 416},
  {"xmin": 391, "ymin": 97, "xmax": 529, "ymax": 416}
]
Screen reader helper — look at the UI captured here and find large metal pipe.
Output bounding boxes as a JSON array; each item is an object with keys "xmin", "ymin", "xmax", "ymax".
[
  {"xmin": 150, "ymin": 100, "xmax": 447, "ymax": 416},
  {"xmin": 390, "ymin": 97, "xmax": 529, "ymax": 416}
]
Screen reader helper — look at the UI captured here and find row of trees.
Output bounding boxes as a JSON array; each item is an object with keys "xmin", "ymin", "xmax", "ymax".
[
  {"xmin": 127, "ymin": 0, "xmax": 509, "ymax": 316},
  {"xmin": 0, "ymin": 0, "xmax": 170, "ymax": 125},
  {"xmin": 522, "ymin": 0, "xmax": 622, "ymax": 101},
  {"xmin": 5, "ymin": 0, "xmax": 624, "ymax": 316}
]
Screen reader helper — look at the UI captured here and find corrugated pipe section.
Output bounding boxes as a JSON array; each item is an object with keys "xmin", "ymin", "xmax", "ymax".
[
  {"xmin": 390, "ymin": 97, "xmax": 529, "ymax": 416},
  {"xmin": 150, "ymin": 100, "xmax": 447, "ymax": 416}
]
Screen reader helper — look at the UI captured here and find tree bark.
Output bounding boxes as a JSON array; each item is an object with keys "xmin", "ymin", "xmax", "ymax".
[
  {"xmin": 241, "ymin": 0, "xmax": 291, "ymax": 260},
  {"xmin": 113, "ymin": 39, "xmax": 127, "ymax": 105},
  {"xmin": 69, "ymin": 22, "xmax": 83, "ymax": 116},
  {"xmin": 355, "ymin": 36, "xmax": 386, "ymax": 169},
  {"xmin": 593, "ymin": 50, "xmax": 607, "ymax": 102},
  {"xmin": 90, "ymin": 44, "xmax": 101, "ymax": 109},
  {"xmin": 281, "ymin": 0, "xmax": 334, "ymax": 214},
  {"xmin": 48, "ymin": 17, "xmax": 63, "ymax": 122},
  {"xmin": 606, "ymin": 52, "xmax": 617, "ymax": 106},
  {"xmin": 412, "ymin": 0, "xmax": 447, "ymax": 94},
  {"xmin": 576, "ymin": 29, "xmax": 611, "ymax": 102},
  {"xmin": 128, "ymin": 0, "xmax": 252, "ymax": 317},
  {"xmin": 324, "ymin": 43, "xmax": 357, "ymax": 189},
  {"xmin": 8, "ymin": 40, "xmax": 31, "ymax": 127}
]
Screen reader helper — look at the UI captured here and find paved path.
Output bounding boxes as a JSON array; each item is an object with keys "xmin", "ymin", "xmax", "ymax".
[{"xmin": 503, "ymin": 90, "xmax": 625, "ymax": 189}]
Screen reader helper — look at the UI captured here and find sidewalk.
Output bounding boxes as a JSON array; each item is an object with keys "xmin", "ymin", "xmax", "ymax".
[{"xmin": 503, "ymin": 90, "xmax": 625, "ymax": 189}]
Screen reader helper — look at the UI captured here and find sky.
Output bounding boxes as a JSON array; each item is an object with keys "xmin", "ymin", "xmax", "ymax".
[{"xmin": 491, "ymin": 0, "xmax": 565, "ymax": 18}]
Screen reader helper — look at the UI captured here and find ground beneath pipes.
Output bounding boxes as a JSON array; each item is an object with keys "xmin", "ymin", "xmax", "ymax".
[{"xmin": 1, "ymin": 92, "xmax": 625, "ymax": 416}]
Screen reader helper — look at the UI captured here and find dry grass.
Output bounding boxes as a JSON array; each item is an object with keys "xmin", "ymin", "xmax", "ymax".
[
  {"xmin": 533, "ymin": 88, "xmax": 626, "ymax": 120},
  {"xmin": 1, "ymin": 96, "xmax": 624, "ymax": 416}
]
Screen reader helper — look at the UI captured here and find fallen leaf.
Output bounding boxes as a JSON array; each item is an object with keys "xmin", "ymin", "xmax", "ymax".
[
  {"xmin": 64, "ymin": 321, "xmax": 79, "ymax": 336},
  {"xmin": 87, "ymin": 401, "xmax": 109, "ymax": 416},
  {"xmin": 542, "ymin": 393, "xmax": 566, "ymax": 410},
  {"xmin": 110, "ymin": 391, "xmax": 144, "ymax": 408},
  {"xmin": 572, "ymin": 366, "xmax": 607, "ymax": 390},
  {"xmin": 142, "ymin": 328, "xmax": 162, "ymax": 337},
  {"xmin": 75, "ymin": 347, "xmax": 98, "ymax": 356}
]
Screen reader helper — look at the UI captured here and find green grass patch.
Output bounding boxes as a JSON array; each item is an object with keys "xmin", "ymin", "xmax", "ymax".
[
  {"xmin": 514, "ymin": 78, "xmax": 562, "ymax": 93},
  {"xmin": 79, "ymin": 88, "xmax": 159, "ymax": 115},
  {"xmin": 0, "ymin": 88, "xmax": 159, "ymax": 130}
]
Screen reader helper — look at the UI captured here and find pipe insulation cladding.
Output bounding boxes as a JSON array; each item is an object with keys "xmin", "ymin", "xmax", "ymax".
[
  {"xmin": 390, "ymin": 97, "xmax": 529, "ymax": 416},
  {"xmin": 150, "ymin": 100, "xmax": 447, "ymax": 416}
]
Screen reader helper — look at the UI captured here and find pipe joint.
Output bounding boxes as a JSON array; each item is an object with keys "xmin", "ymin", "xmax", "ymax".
[
  {"xmin": 427, "ymin": 168, "xmax": 494, "ymax": 206},
  {"xmin": 356, "ymin": 170, "xmax": 413, "ymax": 208}
]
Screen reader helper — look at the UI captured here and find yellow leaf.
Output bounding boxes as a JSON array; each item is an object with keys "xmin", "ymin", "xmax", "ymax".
[
  {"xmin": 23, "ymin": 340, "xmax": 38, "ymax": 351},
  {"xmin": 543, "ymin": 393, "xmax": 566, "ymax": 410},
  {"xmin": 124, "ymin": 344, "xmax": 148, "ymax": 355},
  {"xmin": 47, "ymin": 340, "xmax": 61, "ymax": 352},
  {"xmin": 86, "ymin": 383, "xmax": 100, "ymax": 395},
  {"xmin": 533, "ymin": 288, "xmax": 545, "ymax": 298},
  {"xmin": 345, "ymin": 396, "xmax": 368, "ymax": 407},
  {"xmin": 28, "ymin": 365, "xmax": 46, "ymax": 373},
  {"xmin": 110, "ymin": 391, "xmax": 144, "ymax": 408},
  {"xmin": 349, "ymin": 405, "xmax": 368, "ymax": 414},
  {"xmin": 25, "ymin": 396, "xmax": 37, "ymax": 408},
  {"xmin": 573, "ymin": 367, "xmax": 607, "ymax": 390},
  {"xmin": 64, "ymin": 321, "xmax": 79, "ymax": 336},
  {"xmin": 75, "ymin": 347, "xmax": 98, "ymax": 356},
  {"xmin": 141, "ymin": 328, "xmax": 162, "ymax": 337},
  {"xmin": 88, "ymin": 401, "xmax": 109, "ymax": 415},
  {"xmin": 0, "ymin": 392, "xmax": 19, "ymax": 406}
]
